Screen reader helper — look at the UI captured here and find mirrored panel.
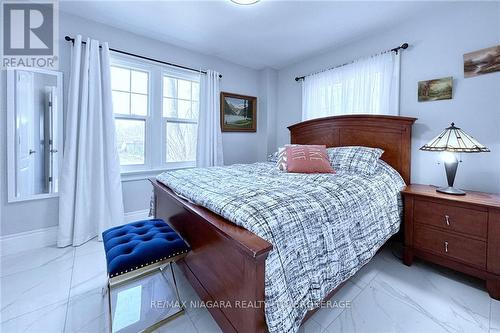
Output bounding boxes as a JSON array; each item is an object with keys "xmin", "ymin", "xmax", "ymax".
[{"xmin": 7, "ymin": 68, "xmax": 63, "ymax": 202}]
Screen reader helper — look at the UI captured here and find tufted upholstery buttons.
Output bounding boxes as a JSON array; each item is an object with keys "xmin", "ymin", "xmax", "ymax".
[{"xmin": 102, "ymin": 219, "xmax": 190, "ymax": 278}]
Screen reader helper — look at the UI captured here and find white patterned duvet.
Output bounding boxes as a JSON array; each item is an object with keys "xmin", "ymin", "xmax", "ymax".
[{"xmin": 157, "ymin": 160, "xmax": 405, "ymax": 333}]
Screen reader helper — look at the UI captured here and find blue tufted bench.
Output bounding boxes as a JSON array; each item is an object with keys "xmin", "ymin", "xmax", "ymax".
[
  {"xmin": 102, "ymin": 219, "xmax": 190, "ymax": 332},
  {"xmin": 102, "ymin": 219, "xmax": 190, "ymax": 278}
]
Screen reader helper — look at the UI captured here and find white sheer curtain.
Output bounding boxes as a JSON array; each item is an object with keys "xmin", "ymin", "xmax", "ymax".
[
  {"xmin": 196, "ymin": 70, "xmax": 224, "ymax": 167},
  {"xmin": 302, "ymin": 51, "xmax": 400, "ymax": 120},
  {"xmin": 58, "ymin": 35, "xmax": 124, "ymax": 247}
]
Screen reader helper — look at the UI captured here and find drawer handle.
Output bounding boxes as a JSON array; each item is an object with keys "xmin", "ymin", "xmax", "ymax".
[
  {"xmin": 444, "ymin": 241, "xmax": 449, "ymax": 253},
  {"xmin": 445, "ymin": 215, "xmax": 450, "ymax": 226}
]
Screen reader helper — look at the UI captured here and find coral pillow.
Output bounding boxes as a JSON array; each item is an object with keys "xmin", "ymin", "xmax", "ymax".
[{"xmin": 285, "ymin": 145, "xmax": 335, "ymax": 174}]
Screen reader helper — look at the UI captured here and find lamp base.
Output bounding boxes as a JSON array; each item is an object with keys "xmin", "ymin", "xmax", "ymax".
[{"xmin": 436, "ymin": 186, "xmax": 466, "ymax": 196}]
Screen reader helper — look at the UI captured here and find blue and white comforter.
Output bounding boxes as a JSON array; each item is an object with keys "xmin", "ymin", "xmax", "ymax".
[{"xmin": 157, "ymin": 160, "xmax": 405, "ymax": 333}]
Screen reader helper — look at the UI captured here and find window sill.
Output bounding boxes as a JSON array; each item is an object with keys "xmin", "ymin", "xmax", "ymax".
[{"xmin": 120, "ymin": 164, "xmax": 195, "ymax": 182}]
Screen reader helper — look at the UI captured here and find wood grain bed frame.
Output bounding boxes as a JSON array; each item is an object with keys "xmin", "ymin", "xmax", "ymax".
[{"xmin": 151, "ymin": 115, "xmax": 417, "ymax": 333}]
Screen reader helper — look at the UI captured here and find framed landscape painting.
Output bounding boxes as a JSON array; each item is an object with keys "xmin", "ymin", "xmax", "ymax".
[
  {"xmin": 463, "ymin": 45, "xmax": 500, "ymax": 78},
  {"xmin": 220, "ymin": 92, "xmax": 257, "ymax": 132},
  {"xmin": 418, "ymin": 77, "xmax": 453, "ymax": 102}
]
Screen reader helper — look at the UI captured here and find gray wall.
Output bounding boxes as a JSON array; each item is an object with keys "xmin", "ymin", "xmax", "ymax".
[
  {"xmin": 276, "ymin": 2, "xmax": 500, "ymax": 194},
  {"xmin": 259, "ymin": 68, "xmax": 279, "ymax": 155},
  {"xmin": 0, "ymin": 12, "xmax": 269, "ymax": 236}
]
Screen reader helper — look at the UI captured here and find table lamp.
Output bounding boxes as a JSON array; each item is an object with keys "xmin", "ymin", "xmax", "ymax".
[{"xmin": 420, "ymin": 122, "xmax": 489, "ymax": 195}]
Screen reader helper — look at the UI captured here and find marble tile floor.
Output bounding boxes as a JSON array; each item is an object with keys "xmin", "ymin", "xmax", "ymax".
[{"xmin": 1, "ymin": 239, "xmax": 498, "ymax": 333}]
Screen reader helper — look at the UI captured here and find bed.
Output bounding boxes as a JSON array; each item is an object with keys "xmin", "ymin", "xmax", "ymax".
[{"xmin": 150, "ymin": 115, "xmax": 416, "ymax": 333}]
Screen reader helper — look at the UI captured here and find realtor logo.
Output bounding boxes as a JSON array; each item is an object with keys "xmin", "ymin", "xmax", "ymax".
[{"xmin": 1, "ymin": 0, "xmax": 58, "ymax": 68}]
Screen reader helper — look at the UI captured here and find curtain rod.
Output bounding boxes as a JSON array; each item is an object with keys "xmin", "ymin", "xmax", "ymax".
[
  {"xmin": 64, "ymin": 36, "xmax": 223, "ymax": 78},
  {"xmin": 294, "ymin": 42, "xmax": 408, "ymax": 82}
]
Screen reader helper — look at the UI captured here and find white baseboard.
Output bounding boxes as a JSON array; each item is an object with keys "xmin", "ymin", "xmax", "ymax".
[
  {"xmin": 124, "ymin": 209, "xmax": 150, "ymax": 222},
  {"xmin": 1, "ymin": 209, "xmax": 151, "ymax": 256},
  {"xmin": 0, "ymin": 226, "xmax": 58, "ymax": 257}
]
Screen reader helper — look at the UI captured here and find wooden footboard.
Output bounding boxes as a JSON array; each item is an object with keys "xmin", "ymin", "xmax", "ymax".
[{"xmin": 151, "ymin": 178, "xmax": 273, "ymax": 333}]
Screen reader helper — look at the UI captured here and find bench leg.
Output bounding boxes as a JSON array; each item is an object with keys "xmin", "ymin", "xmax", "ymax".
[
  {"xmin": 142, "ymin": 263, "xmax": 185, "ymax": 332},
  {"xmin": 160, "ymin": 263, "xmax": 185, "ymax": 312},
  {"xmin": 107, "ymin": 263, "xmax": 186, "ymax": 333},
  {"xmin": 107, "ymin": 281, "xmax": 113, "ymax": 333}
]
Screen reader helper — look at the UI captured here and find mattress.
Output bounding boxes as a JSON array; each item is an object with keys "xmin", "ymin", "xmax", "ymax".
[{"xmin": 157, "ymin": 160, "xmax": 405, "ymax": 333}]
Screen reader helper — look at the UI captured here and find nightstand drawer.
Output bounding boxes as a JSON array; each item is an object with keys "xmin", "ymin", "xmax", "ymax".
[
  {"xmin": 414, "ymin": 199, "xmax": 487, "ymax": 239},
  {"xmin": 414, "ymin": 224, "xmax": 486, "ymax": 269}
]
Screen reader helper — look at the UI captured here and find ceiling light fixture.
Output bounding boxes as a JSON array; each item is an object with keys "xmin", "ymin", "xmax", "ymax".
[{"xmin": 230, "ymin": 0, "xmax": 260, "ymax": 5}]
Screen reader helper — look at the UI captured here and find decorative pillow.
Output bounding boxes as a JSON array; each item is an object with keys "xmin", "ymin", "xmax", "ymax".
[
  {"xmin": 327, "ymin": 146, "xmax": 384, "ymax": 174},
  {"xmin": 276, "ymin": 147, "xmax": 286, "ymax": 170},
  {"xmin": 267, "ymin": 152, "xmax": 279, "ymax": 163},
  {"xmin": 270, "ymin": 145, "xmax": 299, "ymax": 171},
  {"xmin": 285, "ymin": 145, "xmax": 335, "ymax": 174}
]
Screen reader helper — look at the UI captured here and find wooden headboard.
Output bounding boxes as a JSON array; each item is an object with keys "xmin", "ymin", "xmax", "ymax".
[{"xmin": 288, "ymin": 115, "xmax": 417, "ymax": 184}]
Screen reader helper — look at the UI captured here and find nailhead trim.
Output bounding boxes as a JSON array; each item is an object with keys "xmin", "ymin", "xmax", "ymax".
[{"xmin": 108, "ymin": 249, "xmax": 189, "ymax": 278}]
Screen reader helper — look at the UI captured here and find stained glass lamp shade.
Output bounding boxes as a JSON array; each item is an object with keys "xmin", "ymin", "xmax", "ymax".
[{"xmin": 420, "ymin": 123, "xmax": 489, "ymax": 195}]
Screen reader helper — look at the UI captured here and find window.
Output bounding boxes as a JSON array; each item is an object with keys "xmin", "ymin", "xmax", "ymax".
[
  {"xmin": 301, "ymin": 51, "xmax": 399, "ymax": 121},
  {"xmin": 110, "ymin": 56, "xmax": 200, "ymax": 177},
  {"xmin": 111, "ymin": 66, "xmax": 149, "ymax": 166},
  {"xmin": 162, "ymin": 76, "xmax": 199, "ymax": 163}
]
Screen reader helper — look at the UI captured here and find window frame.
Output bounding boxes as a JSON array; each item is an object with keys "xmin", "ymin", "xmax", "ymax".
[
  {"xmin": 161, "ymin": 70, "xmax": 200, "ymax": 169},
  {"xmin": 110, "ymin": 58, "xmax": 152, "ymax": 173},
  {"xmin": 110, "ymin": 54, "xmax": 201, "ymax": 181}
]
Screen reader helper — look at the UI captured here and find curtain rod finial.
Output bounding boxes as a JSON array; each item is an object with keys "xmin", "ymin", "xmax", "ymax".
[{"xmin": 401, "ymin": 43, "xmax": 409, "ymax": 49}]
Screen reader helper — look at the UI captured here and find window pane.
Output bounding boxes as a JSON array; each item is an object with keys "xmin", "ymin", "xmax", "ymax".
[
  {"xmin": 130, "ymin": 93, "xmax": 148, "ymax": 116},
  {"xmin": 177, "ymin": 79, "xmax": 191, "ymax": 100},
  {"xmin": 115, "ymin": 119, "xmax": 145, "ymax": 165},
  {"xmin": 111, "ymin": 66, "xmax": 130, "ymax": 91},
  {"xmin": 163, "ymin": 97, "xmax": 176, "ymax": 117},
  {"xmin": 112, "ymin": 91, "xmax": 130, "ymax": 115},
  {"xmin": 163, "ymin": 77, "xmax": 177, "ymax": 98},
  {"xmin": 192, "ymin": 82, "xmax": 199, "ymax": 101},
  {"xmin": 192, "ymin": 101, "xmax": 199, "ymax": 119},
  {"xmin": 131, "ymin": 70, "xmax": 148, "ymax": 94},
  {"xmin": 178, "ymin": 100, "xmax": 193, "ymax": 119},
  {"xmin": 166, "ymin": 122, "xmax": 197, "ymax": 162}
]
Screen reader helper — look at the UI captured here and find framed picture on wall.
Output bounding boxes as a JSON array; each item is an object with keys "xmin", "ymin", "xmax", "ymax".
[
  {"xmin": 463, "ymin": 45, "xmax": 500, "ymax": 78},
  {"xmin": 220, "ymin": 92, "xmax": 257, "ymax": 132},
  {"xmin": 418, "ymin": 77, "xmax": 453, "ymax": 102}
]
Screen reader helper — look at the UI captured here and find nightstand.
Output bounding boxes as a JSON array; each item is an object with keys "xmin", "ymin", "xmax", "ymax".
[{"xmin": 401, "ymin": 184, "xmax": 500, "ymax": 300}]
